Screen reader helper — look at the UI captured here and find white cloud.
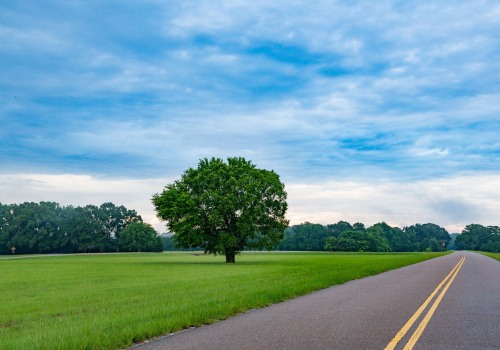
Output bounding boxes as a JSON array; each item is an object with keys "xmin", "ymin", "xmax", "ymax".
[{"xmin": 409, "ymin": 147, "xmax": 449, "ymax": 157}]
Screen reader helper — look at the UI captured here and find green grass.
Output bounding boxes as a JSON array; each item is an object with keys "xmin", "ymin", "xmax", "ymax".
[
  {"xmin": 479, "ymin": 251, "xmax": 500, "ymax": 261},
  {"xmin": 0, "ymin": 251, "xmax": 448, "ymax": 349}
]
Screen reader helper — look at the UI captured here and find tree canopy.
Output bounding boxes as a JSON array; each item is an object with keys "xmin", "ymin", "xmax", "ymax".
[
  {"xmin": 455, "ymin": 224, "xmax": 500, "ymax": 252},
  {"xmin": 278, "ymin": 221, "xmax": 451, "ymax": 252},
  {"xmin": 0, "ymin": 202, "xmax": 161, "ymax": 254},
  {"xmin": 119, "ymin": 222, "xmax": 163, "ymax": 252},
  {"xmin": 278, "ymin": 223, "xmax": 330, "ymax": 251},
  {"xmin": 152, "ymin": 157, "xmax": 289, "ymax": 262},
  {"xmin": 403, "ymin": 223, "xmax": 450, "ymax": 252}
]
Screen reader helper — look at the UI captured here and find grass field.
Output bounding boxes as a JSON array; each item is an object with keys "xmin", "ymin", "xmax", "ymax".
[
  {"xmin": 480, "ymin": 251, "xmax": 500, "ymax": 261},
  {"xmin": 0, "ymin": 251, "xmax": 448, "ymax": 350}
]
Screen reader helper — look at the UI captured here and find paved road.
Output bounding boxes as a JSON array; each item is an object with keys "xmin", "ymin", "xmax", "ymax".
[{"xmin": 132, "ymin": 252, "xmax": 499, "ymax": 350}]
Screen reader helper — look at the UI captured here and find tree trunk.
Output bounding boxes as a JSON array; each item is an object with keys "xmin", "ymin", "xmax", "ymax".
[{"xmin": 225, "ymin": 252, "xmax": 236, "ymax": 263}]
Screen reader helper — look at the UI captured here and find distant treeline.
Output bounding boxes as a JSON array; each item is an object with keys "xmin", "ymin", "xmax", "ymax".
[
  {"xmin": 277, "ymin": 221, "xmax": 451, "ymax": 252},
  {"xmin": 454, "ymin": 224, "xmax": 500, "ymax": 253},
  {"xmin": 160, "ymin": 235, "xmax": 203, "ymax": 252},
  {"xmin": 161, "ymin": 221, "xmax": 452, "ymax": 253},
  {"xmin": 0, "ymin": 202, "xmax": 163, "ymax": 255},
  {"xmin": 3, "ymin": 202, "xmax": 498, "ymax": 255}
]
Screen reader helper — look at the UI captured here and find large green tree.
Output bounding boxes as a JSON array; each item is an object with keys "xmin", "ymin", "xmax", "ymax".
[{"xmin": 152, "ymin": 157, "xmax": 289, "ymax": 263}]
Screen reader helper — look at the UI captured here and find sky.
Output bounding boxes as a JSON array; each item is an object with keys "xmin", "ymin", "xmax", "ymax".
[{"xmin": 1, "ymin": 1, "xmax": 499, "ymax": 233}]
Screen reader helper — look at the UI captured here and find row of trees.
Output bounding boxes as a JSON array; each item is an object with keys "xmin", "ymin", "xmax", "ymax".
[
  {"xmin": 277, "ymin": 221, "xmax": 451, "ymax": 252},
  {"xmin": 0, "ymin": 202, "xmax": 163, "ymax": 254},
  {"xmin": 2, "ymin": 201, "xmax": 497, "ymax": 255},
  {"xmin": 455, "ymin": 224, "xmax": 500, "ymax": 252}
]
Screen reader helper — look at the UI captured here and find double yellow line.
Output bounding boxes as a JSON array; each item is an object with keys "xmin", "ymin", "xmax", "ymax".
[{"xmin": 385, "ymin": 256, "xmax": 465, "ymax": 350}]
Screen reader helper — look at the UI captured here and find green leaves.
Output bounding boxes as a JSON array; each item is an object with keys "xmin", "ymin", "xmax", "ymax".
[
  {"xmin": 456, "ymin": 224, "xmax": 500, "ymax": 252},
  {"xmin": 0, "ymin": 202, "xmax": 144, "ymax": 254},
  {"xmin": 119, "ymin": 222, "xmax": 163, "ymax": 252},
  {"xmin": 152, "ymin": 157, "xmax": 289, "ymax": 262},
  {"xmin": 281, "ymin": 221, "xmax": 450, "ymax": 252}
]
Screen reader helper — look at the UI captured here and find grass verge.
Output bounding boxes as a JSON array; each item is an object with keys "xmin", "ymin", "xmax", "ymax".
[
  {"xmin": 0, "ymin": 251, "xmax": 448, "ymax": 349},
  {"xmin": 479, "ymin": 251, "xmax": 500, "ymax": 261}
]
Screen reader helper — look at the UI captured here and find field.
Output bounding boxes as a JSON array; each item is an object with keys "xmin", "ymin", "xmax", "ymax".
[
  {"xmin": 480, "ymin": 252, "xmax": 500, "ymax": 261},
  {"xmin": 0, "ymin": 252, "xmax": 447, "ymax": 350}
]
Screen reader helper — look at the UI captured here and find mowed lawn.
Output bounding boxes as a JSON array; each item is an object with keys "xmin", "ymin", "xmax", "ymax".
[{"xmin": 0, "ymin": 252, "xmax": 447, "ymax": 349}]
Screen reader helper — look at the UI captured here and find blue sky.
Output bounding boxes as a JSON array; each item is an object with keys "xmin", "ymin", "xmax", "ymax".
[{"xmin": 1, "ymin": 1, "xmax": 499, "ymax": 232}]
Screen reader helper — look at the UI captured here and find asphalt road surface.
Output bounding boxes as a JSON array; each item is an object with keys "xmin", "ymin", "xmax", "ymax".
[{"xmin": 132, "ymin": 251, "xmax": 499, "ymax": 350}]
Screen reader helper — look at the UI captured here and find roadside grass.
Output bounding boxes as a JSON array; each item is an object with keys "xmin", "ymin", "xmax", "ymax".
[
  {"xmin": 479, "ymin": 251, "xmax": 500, "ymax": 261},
  {"xmin": 0, "ymin": 251, "xmax": 448, "ymax": 349}
]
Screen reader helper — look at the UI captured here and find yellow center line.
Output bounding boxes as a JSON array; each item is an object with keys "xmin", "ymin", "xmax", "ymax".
[
  {"xmin": 402, "ymin": 257, "xmax": 465, "ymax": 350},
  {"xmin": 384, "ymin": 256, "xmax": 465, "ymax": 350}
]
